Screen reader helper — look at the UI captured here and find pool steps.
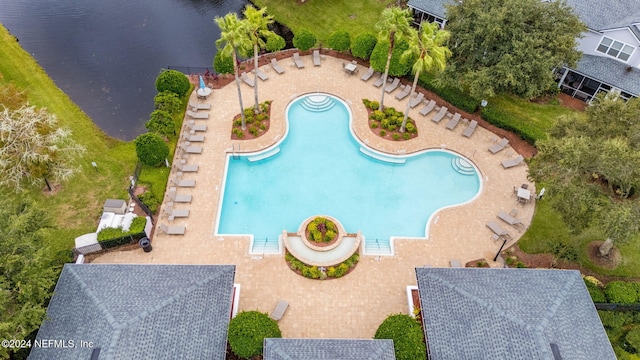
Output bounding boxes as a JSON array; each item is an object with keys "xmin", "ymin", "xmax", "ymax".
[
  {"xmin": 247, "ymin": 146, "xmax": 280, "ymax": 162},
  {"xmin": 359, "ymin": 146, "xmax": 406, "ymax": 164},
  {"xmin": 251, "ymin": 238, "xmax": 280, "ymax": 253},
  {"xmin": 364, "ymin": 238, "xmax": 393, "ymax": 254},
  {"xmin": 300, "ymin": 94, "xmax": 335, "ymax": 112},
  {"xmin": 451, "ymin": 157, "xmax": 475, "ymax": 175}
]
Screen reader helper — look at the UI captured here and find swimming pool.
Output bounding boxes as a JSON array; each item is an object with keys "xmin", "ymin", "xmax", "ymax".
[{"xmin": 217, "ymin": 94, "xmax": 481, "ymax": 254}]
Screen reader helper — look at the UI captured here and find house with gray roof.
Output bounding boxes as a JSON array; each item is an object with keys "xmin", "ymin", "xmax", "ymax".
[
  {"xmin": 408, "ymin": 0, "xmax": 640, "ymax": 102},
  {"xmin": 29, "ymin": 264, "xmax": 235, "ymax": 360},
  {"xmin": 263, "ymin": 338, "xmax": 396, "ymax": 360},
  {"xmin": 415, "ymin": 268, "xmax": 616, "ymax": 359}
]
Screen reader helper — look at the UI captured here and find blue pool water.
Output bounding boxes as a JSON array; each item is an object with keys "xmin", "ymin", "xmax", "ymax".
[{"xmin": 217, "ymin": 94, "xmax": 480, "ymax": 252}]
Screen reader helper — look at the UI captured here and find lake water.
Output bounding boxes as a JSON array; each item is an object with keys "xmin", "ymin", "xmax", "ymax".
[{"xmin": 0, "ymin": 0, "xmax": 248, "ymax": 140}]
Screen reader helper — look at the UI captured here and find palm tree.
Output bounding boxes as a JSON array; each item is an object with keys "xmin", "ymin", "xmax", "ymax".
[
  {"xmin": 215, "ymin": 13, "xmax": 251, "ymax": 130},
  {"xmin": 400, "ymin": 23, "xmax": 451, "ymax": 132},
  {"xmin": 375, "ymin": 7, "xmax": 412, "ymax": 111},
  {"xmin": 243, "ymin": 6, "xmax": 275, "ymax": 114}
]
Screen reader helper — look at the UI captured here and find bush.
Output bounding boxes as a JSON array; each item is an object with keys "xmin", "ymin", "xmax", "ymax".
[
  {"xmin": 134, "ymin": 133, "xmax": 169, "ymax": 167},
  {"xmin": 417, "ymin": 72, "xmax": 479, "ymax": 113},
  {"xmin": 228, "ymin": 311, "xmax": 282, "ymax": 359},
  {"xmin": 145, "ymin": 110, "xmax": 175, "ymax": 138},
  {"xmin": 379, "ymin": 130, "xmax": 387, "ymax": 136},
  {"xmin": 374, "ymin": 314, "xmax": 426, "ymax": 360},
  {"xmin": 481, "ymin": 104, "xmax": 546, "ymax": 145},
  {"xmin": 154, "ymin": 91, "xmax": 182, "ymax": 115},
  {"xmin": 625, "ymin": 328, "xmax": 640, "ymax": 353},
  {"xmin": 598, "ymin": 310, "xmax": 635, "ymax": 330},
  {"xmin": 605, "ymin": 281, "xmax": 639, "ymax": 304},
  {"xmin": 327, "ymin": 29, "xmax": 351, "ymax": 52},
  {"xmin": 405, "ymin": 122, "xmax": 416, "ymax": 134},
  {"xmin": 370, "ymin": 40, "xmax": 412, "ymax": 77},
  {"xmin": 351, "ymin": 33, "xmax": 377, "ymax": 60},
  {"xmin": 137, "ymin": 191, "xmax": 160, "ymax": 213},
  {"xmin": 97, "ymin": 217, "xmax": 147, "ymax": 248},
  {"xmin": 155, "ymin": 69, "xmax": 190, "ymax": 97},
  {"xmin": 584, "ymin": 278, "xmax": 606, "ymax": 303},
  {"xmin": 214, "ymin": 52, "xmax": 234, "ymax": 75},
  {"xmin": 392, "ymin": 133, "xmax": 401, "ymax": 141},
  {"xmin": 266, "ymin": 34, "xmax": 286, "ymax": 53},
  {"xmin": 292, "ymin": 29, "xmax": 316, "ymax": 51}
]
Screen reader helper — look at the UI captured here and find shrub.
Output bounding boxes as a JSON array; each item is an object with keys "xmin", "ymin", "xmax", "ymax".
[
  {"xmin": 392, "ymin": 133, "xmax": 401, "ymax": 141},
  {"xmin": 138, "ymin": 191, "xmax": 160, "ymax": 213},
  {"xmin": 214, "ymin": 52, "xmax": 234, "ymax": 75},
  {"xmin": 417, "ymin": 72, "xmax": 479, "ymax": 113},
  {"xmin": 598, "ymin": 310, "xmax": 635, "ymax": 330},
  {"xmin": 97, "ymin": 217, "xmax": 147, "ymax": 245},
  {"xmin": 249, "ymin": 126, "xmax": 259, "ymax": 136},
  {"xmin": 371, "ymin": 122, "xmax": 379, "ymax": 129},
  {"xmin": 232, "ymin": 128, "xmax": 245, "ymax": 138},
  {"xmin": 374, "ymin": 314, "xmax": 426, "ymax": 360},
  {"xmin": 370, "ymin": 40, "xmax": 412, "ymax": 77},
  {"xmin": 134, "ymin": 133, "xmax": 169, "ymax": 167},
  {"xmin": 379, "ymin": 130, "xmax": 387, "ymax": 136},
  {"xmin": 155, "ymin": 69, "xmax": 190, "ymax": 97},
  {"xmin": 333, "ymin": 263, "xmax": 349, "ymax": 278},
  {"xmin": 369, "ymin": 101, "xmax": 380, "ymax": 110},
  {"xmin": 327, "ymin": 29, "xmax": 351, "ymax": 52},
  {"xmin": 625, "ymin": 328, "xmax": 640, "ymax": 353},
  {"xmin": 403, "ymin": 132, "xmax": 411, "ymax": 140},
  {"xmin": 405, "ymin": 122, "xmax": 416, "ymax": 133},
  {"xmin": 371, "ymin": 110, "xmax": 385, "ymax": 121},
  {"xmin": 228, "ymin": 311, "xmax": 282, "ymax": 358},
  {"xmin": 266, "ymin": 34, "xmax": 286, "ymax": 53},
  {"xmin": 351, "ymin": 33, "xmax": 377, "ymax": 60},
  {"xmin": 145, "ymin": 110, "xmax": 175, "ymax": 138},
  {"xmin": 292, "ymin": 29, "xmax": 316, "ymax": 51},
  {"xmin": 584, "ymin": 278, "xmax": 606, "ymax": 303},
  {"xmin": 154, "ymin": 91, "xmax": 182, "ymax": 115},
  {"xmin": 233, "ymin": 119, "xmax": 243, "ymax": 127},
  {"xmin": 605, "ymin": 281, "xmax": 639, "ymax": 304}
]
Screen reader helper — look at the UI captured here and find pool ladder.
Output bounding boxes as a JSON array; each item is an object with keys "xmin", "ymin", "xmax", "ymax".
[{"xmin": 232, "ymin": 143, "xmax": 240, "ymax": 160}]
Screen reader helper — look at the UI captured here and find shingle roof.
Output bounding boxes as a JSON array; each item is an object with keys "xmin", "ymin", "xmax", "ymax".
[
  {"xmin": 29, "ymin": 264, "xmax": 235, "ymax": 360},
  {"xmin": 573, "ymin": 54, "xmax": 640, "ymax": 96},
  {"xmin": 263, "ymin": 338, "xmax": 396, "ymax": 360},
  {"xmin": 407, "ymin": 0, "xmax": 449, "ymax": 19},
  {"xmin": 415, "ymin": 268, "xmax": 616, "ymax": 360}
]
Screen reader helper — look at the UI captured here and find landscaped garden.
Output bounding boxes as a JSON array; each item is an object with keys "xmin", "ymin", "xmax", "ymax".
[
  {"xmin": 363, "ymin": 99, "xmax": 418, "ymax": 141},
  {"xmin": 231, "ymin": 101, "xmax": 272, "ymax": 139}
]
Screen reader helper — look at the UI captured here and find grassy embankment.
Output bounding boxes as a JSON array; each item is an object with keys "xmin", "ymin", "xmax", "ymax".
[{"xmin": 0, "ymin": 24, "xmax": 137, "ymax": 256}]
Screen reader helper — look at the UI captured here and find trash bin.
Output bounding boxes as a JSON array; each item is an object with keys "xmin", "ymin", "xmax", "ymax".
[{"xmin": 138, "ymin": 237, "xmax": 152, "ymax": 253}]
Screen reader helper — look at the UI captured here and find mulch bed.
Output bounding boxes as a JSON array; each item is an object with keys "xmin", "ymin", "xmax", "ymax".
[{"xmin": 230, "ymin": 102, "xmax": 272, "ymax": 140}]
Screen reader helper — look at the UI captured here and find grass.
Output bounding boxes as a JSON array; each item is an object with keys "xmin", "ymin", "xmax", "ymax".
[
  {"xmin": 250, "ymin": 0, "xmax": 395, "ymax": 42},
  {"xmin": 0, "ymin": 25, "xmax": 137, "ymax": 255}
]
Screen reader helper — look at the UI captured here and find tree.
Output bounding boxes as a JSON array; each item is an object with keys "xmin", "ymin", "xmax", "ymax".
[
  {"xmin": 370, "ymin": 39, "xmax": 412, "ymax": 78},
  {"xmin": 266, "ymin": 34, "xmax": 286, "ymax": 53},
  {"xmin": 134, "ymin": 132, "xmax": 169, "ymax": 167},
  {"xmin": 0, "ymin": 105, "xmax": 85, "ymax": 192},
  {"xmin": 155, "ymin": 69, "xmax": 190, "ymax": 97},
  {"xmin": 374, "ymin": 314, "xmax": 426, "ymax": 360},
  {"xmin": 145, "ymin": 110, "xmax": 175, "ymax": 138},
  {"xmin": 213, "ymin": 52, "xmax": 234, "ymax": 75},
  {"xmin": 351, "ymin": 32, "xmax": 377, "ymax": 60},
  {"xmin": 327, "ymin": 29, "xmax": 351, "ymax": 52},
  {"xmin": 374, "ymin": 7, "xmax": 412, "ymax": 110},
  {"xmin": 243, "ymin": 6, "xmax": 276, "ymax": 114},
  {"xmin": 227, "ymin": 311, "xmax": 281, "ymax": 358},
  {"xmin": 400, "ymin": 23, "xmax": 451, "ymax": 132},
  {"xmin": 443, "ymin": 0, "xmax": 586, "ymax": 99},
  {"xmin": 292, "ymin": 29, "xmax": 316, "ymax": 51},
  {"xmin": 0, "ymin": 199, "xmax": 59, "ymax": 359},
  {"xmin": 215, "ymin": 13, "xmax": 252, "ymax": 130},
  {"xmin": 154, "ymin": 91, "xmax": 182, "ymax": 115}
]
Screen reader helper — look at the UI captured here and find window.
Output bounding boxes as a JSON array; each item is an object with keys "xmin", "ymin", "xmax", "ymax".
[{"xmin": 596, "ymin": 36, "xmax": 635, "ymax": 61}]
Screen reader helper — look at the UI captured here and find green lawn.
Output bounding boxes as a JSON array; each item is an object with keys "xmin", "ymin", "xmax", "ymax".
[
  {"xmin": 250, "ymin": 0, "xmax": 395, "ymax": 42},
  {"xmin": 0, "ymin": 25, "xmax": 137, "ymax": 255}
]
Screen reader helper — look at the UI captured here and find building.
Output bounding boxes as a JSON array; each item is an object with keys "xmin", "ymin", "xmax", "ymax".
[
  {"xmin": 407, "ymin": 0, "xmax": 640, "ymax": 102},
  {"xmin": 263, "ymin": 338, "xmax": 396, "ymax": 360}
]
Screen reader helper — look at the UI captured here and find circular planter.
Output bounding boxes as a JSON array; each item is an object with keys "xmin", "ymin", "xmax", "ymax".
[{"xmin": 298, "ymin": 215, "xmax": 346, "ymax": 252}]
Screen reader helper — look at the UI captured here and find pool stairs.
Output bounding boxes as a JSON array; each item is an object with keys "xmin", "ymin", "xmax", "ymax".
[
  {"xmin": 300, "ymin": 94, "xmax": 335, "ymax": 112},
  {"xmin": 451, "ymin": 156, "xmax": 475, "ymax": 175},
  {"xmin": 251, "ymin": 238, "xmax": 280, "ymax": 254},
  {"xmin": 364, "ymin": 238, "xmax": 393, "ymax": 255}
]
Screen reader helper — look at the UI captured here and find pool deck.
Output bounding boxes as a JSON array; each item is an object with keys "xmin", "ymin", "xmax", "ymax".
[{"xmin": 93, "ymin": 54, "xmax": 535, "ymax": 339}]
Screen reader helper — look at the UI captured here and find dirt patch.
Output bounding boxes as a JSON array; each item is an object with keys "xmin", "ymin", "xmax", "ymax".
[{"xmin": 587, "ymin": 241, "xmax": 622, "ymax": 270}]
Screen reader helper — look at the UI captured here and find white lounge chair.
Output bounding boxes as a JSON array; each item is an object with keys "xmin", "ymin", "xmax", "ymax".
[
  {"xmin": 372, "ymin": 74, "xmax": 385, "ymax": 87},
  {"xmin": 497, "ymin": 210, "xmax": 524, "ymax": 230},
  {"xmin": 384, "ymin": 78, "xmax": 400, "ymax": 93},
  {"xmin": 462, "ymin": 120, "xmax": 478, "ymax": 138},
  {"xmin": 293, "ymin": 52, "xmax": 304, "ymax": 69},
  {"xmin": 432, "ymin": 106, "xmax": 448, "ymax": 123},
  {"xmin": 170, "ymin": 176, "xmax": 195, "ymax": 188},
  {"xmin": 419, "ymin": 100, "xmax": 436, "ymax": 116},
  {"xmin": 174, "ymin": 162, "xmax": 198, "ymax": 172},
  {"xmin": 446, "ymin": 113, "xmax": 461, "ymax": 130},
  {"xmin": 164, "ymin": 204, "xmax": 189, "ymax": 218},
  {"xmin": 409, "ymin": 92, "xmax": 424, "ymax": 108},
  {"xmin": 313, "ymin": 49, "xmax": 321, "ymax": 66},
  {"xmin": 158, "ymin": 223, "xmax": 186, "ymax": 235},
  {"xmin": 189, "ymin": 102, "xmax": 211, "ymax": 111},
  {"xmin": 486, "ymin": 221, "xmax": 512, "ymax": 240},
  {"xmin": 186, "ymin": 120, "xmax": 207, "ymax": 132},
  {"xmin": 270, "ymin": 300, "xmax": 289, "ymax": 321},
  {"xmin": 489, "ymin": 138, "xmax": 509, "ymax": 154},
  {"xmin": 501, "ymin": 155, "xmax": 525, "ymax": 169},
  {"xmin": 179, "ymin": 143, "xmax": 202, "ymax": 154},
  {"xmin": 361, "ymin": 67, "xmax": 375, "ymax": 81},
  {"xmin": 253, "ymin": 68, "xmax": 268, "ymax": 81},
  {"xmin": 167, "ymin": 189, "xmax": 192, "ymax": 203},
  {"xmin": 395, "ymin": 85, "xmax": 411, "ymax": 100},
  {"xmin": 182, "ymin": 133, "xmax": 204, "ymax": 142},
  {"xmin": 186, "ymin": 110, "xmax": 209, "ymax": 119},
  {"xmin": 270, "ymin": 58, "xmax": 284, "ymax": 74},
  {"xmin": 240, "ymin": 72, "xmax": 255, "ymax": 87}
]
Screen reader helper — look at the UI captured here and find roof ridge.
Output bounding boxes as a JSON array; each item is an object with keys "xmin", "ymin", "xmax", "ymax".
[{"xmin": 67, "ymin": 265, "xmax": 118, "ymax": 327}]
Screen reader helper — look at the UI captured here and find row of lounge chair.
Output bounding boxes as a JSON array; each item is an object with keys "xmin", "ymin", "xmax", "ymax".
[{"xmin": 486, "ymin": 208, "xmax": 526, "ymax": 242}]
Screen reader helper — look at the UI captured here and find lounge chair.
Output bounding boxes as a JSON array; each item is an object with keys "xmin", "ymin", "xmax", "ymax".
[
  {"xmin": 164, "ymin": 204, "xmax": 189, "ymax": 218},
  {"xmin": 450, "ymin": 260, "xmax": 462, "ymax": 268},
  {"xmin": 486, "ymin": 221, "xmax": 512, "ymax": 240},
  {"xmin": 395, "ymin": 85, "xmax": 411, "ymax": 100},
  {"xmin": 186, "ymin": 120, "xmax": 207, "ymax": 132},
  {"xmin": 501, "ymin": 155, "xmax": 525, "ymax": 169},
  {"xmin": 167, "ymin": 189, "xmax": 192, "ymax": 203},
  {"xmin": 270, "ymin": 300, "xmax": 289, "ymax": 321},
  {"xmin": 446, "ymin": 113, "xmax": 461, "ymax": 130},
  {"xmin": 488, "ymin": 137, "xmax": 509, "ymax": 154},
  {"xmin": 361, "ymin": 67, "xmax": 375, "ymax": 81},
  {"xmin": 462, "ymin": 120, "xmax": 478, "ymax": 138},
  {"xmin": 293, "ymin": 52, "xmax": 304, "ymax": 69},
  {"xmin": 372, "ymin": 74, "xmax": 385, "ymax": 88},
  {"xmin": 270, "ymin": 58, "xmax": 285, "ymax": 74},
  {"xmin": 174, "ymin": 162, "xmax": 198, "ymax": 173},
  {"xmin": 384, "ymin": 78, "xmax": 400, "ymax": 93},
  {"xmin": 240, "ymin": 72, "xmax": 255, "ymax": 87},
  {"xmin": 189, "ymin": 102, "xmax": 211, "ymax": 111},
  {"xmin": 253, "ymin": 68, "xmax": 269, "ymax": 81},
  {"xmin": 409, "ymin": 92, "xmax": 424, "ymax": 108},
  {"xmin": 179, "ymin": 143, "xmax": 202, "ymax": 154},
  {"xmin": 497, "ymin": 210, "xmax": 524, "ymax": 230},
  {"xmin": 313, "ymin": 50, "xmax": 321, "ymax": 66},
  {"xmin": 182, "ymin": 133, "xmax": 204, "ymax": 142},
  {"xmin": 432, "ymin": 106, "xmax": 448, "ymax": 123},
  {"xmin": 170, "ymin": 175, "xmax": 195, "ymax": 188},
  {"xmin": 419, "ymin": 100, "xmax": 436, "ymax": 116},
  {"xmin": 186, "ymin": 110, "xmax": 209, "ymax": 119},
  {"xmin": 158, "ymin": 223, "xmax": 186, "ymax": 235}
]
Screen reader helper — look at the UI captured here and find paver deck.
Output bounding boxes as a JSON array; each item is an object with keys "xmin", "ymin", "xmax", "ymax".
[{"xmin": 93, "ymin": 53, "xmax": 535, "ymax": 339}]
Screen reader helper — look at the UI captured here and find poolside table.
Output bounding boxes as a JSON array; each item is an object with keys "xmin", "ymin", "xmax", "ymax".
[
  {"xmin": 344, "ymin": 63, "xmax": 357, "ymax": 75},
  {"xmin": 517, "ymin": 188, "xmax": 531, "ymax": 203}
]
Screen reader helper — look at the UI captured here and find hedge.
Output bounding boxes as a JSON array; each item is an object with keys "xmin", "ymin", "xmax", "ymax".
[
  {"xmin": 327, "ymin": 30, "xmax": 351, "ymax": 52},
  {"xmin": 584, "ymin": 278, "xmax": 606, "ymax": 303},
  {"xmin": 370, "ymin": 40, "xmax": 412, "ymax": 77},
  {"xmin": 417, "ymin": 72, "xmax": 479, "ymax": 114},
  {"xmin": 228, "ymin": 311, "xmax": 281, "ymax": 358},
  {"xmin": 351, "ymin": 33, "xmax": 377, "ymax": 60},
  {"xmin": 605, "ymin": 281, "xmax": 640, "ymax": 305},
  {"xmin": 480, "ymin": 104, "xmax": 546, "ymax": 145},
  {"xmin": 97, "ymin": 217, "xmax": 147, "ymax": 249},
  {"xmin": 374, "ymin": 314, "xmax": 426, "ymax": 360}
]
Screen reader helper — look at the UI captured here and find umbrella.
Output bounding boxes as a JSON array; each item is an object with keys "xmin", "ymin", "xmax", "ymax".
[
  {"xmin": 199, "ymin": 75, "xmax": 206, "ymax": 89},
  {"xmin": 196, "ymin": 75, "xmax": 211, "ymax": 98}
]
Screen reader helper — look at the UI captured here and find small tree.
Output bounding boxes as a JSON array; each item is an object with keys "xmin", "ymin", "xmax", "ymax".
[
  {"xmin": 327, "ymin": 29, "xmax": 351, "ymax": 52},
  {"xmin": 266, "ymin": 34, "xmax": 286, "ymax": 53},
  {"xmin": 145, "ymin": 110, "xmax": 175, "ymax": 138},
  {"xmin": 374, "ymin": 314, "xmax": 426, "ymax": 360},
  {"xmin": 292, "ymin": 29, "xmax": 316, "ymax": 51},
  {"xmin": 213, "ymin": 52, "xmax": 234, "ymax": 75},
  {"xmin": 134, "ymin": 133, "xmax": 169, "ymax": 167},
  {"xmin": 228, "ymin": 311, "xmax": 282, "ymax": 359},
  {"xmin": 154, "ymin": 91, "xmax": 182, "ymax": 115},
  {"xmin": 351, "ymin": 32, "xmax": 377, "ymax": 60},
  {"xmin": 155, "ymin": 69, "xmax": 190, "ymax": 97}
]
